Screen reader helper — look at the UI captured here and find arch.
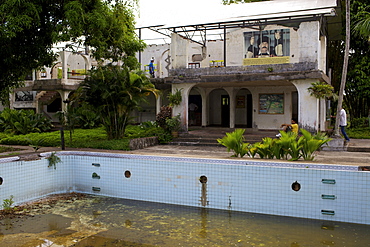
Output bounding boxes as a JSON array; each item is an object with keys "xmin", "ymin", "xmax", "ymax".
[
  {"xmin": 131, "ymin": 92, "xmax": 157, "ymax": 123},
  {"xmin": 188, "ymin": 87, "xmax": 202, "ymax": 126}
]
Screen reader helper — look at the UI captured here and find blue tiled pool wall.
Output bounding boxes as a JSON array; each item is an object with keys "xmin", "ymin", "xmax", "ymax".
[{"xmin": 0, "ymin": 152, "xmax": 369, "ymax": 225}]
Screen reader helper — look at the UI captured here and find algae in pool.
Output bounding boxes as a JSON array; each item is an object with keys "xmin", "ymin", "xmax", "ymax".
[{"xmin": 1, "ymin": 194, "xmax": 369, "ymax": 247}]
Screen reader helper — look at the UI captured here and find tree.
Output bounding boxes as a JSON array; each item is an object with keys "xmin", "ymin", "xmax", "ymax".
[
  {"xmin": 77, "ymin": 65, "xmax": 158, "ymax": 139},
  {"xmin": 334, "ymin": 0, "xmax": 350, "ymax": 137},
  {"xmin": 328, "ymin": 0, "xmax": 370, "ymax": 124},
  {"xmin": 0, "ymin": 0, "xmax": 144, "ymax": 104},
  {"xmin": 353, "ymin": 9, "xmax": 370, "ymax": 41}
]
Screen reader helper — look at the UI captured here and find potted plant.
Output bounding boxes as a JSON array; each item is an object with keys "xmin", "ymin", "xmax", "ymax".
[
  {"xmin": 165, "ymin": 114, "xmax": 181, "ymax": 137},
  {"xmin": 167, "ymin": 88, "xmax": 182, "ymax": 107}
]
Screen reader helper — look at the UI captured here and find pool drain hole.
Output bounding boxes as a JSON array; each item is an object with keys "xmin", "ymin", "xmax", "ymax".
[
  {"xmin": 0, "ymin": 177, "xmax": 3, "ymax": 185},
  {"xmin": 124, "ymin": 170, "xmax": 131, "ymax": 178},
  {"xmin": 291, "ymin": 181, "xmax": 301, "ymax": 191},
  {"xmin": 199, "ymin": 175, "xmax": 207, "ymax": 184}
]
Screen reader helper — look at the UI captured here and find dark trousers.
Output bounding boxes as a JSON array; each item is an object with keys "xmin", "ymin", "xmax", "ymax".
[{"xmin": 340, "ymin": 125, "xmax": 350, "ymax": 141}]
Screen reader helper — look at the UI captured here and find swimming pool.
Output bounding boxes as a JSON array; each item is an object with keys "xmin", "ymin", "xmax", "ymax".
[{"xmin": 0, "ymin": 151, "xmax": 369, "ymax": 225}]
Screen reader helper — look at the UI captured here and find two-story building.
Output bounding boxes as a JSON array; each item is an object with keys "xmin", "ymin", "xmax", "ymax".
[
  {"xmin": 8, "ymin": 0, "xmax": 341, "ymax": 133},
  {"xmin": 138, "ymin": 0, "xmax": 341, "ymax": 133}
]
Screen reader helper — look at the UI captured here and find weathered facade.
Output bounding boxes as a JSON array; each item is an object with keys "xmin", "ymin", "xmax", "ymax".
[
  {"xmin": 8, "ymin": 0, "xmax": 340, "ymax": 133},
  {"xmin": 139, "ymin": 0, "xmax": 340, "ymax": 133}
]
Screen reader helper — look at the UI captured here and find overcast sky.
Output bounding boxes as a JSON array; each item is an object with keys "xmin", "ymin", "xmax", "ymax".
[
  {"xmin": 135, "ymin": 0, "xmax": 230, "ymax": 44},
  {"xmin": 135, "ymin": 0, "xmax": 338, "ymax": 44}
]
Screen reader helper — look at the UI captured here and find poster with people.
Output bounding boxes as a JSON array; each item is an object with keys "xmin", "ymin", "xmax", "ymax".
[{"xmin": 243, "ymin": 29, "xmax": 290, "ymax": 66}]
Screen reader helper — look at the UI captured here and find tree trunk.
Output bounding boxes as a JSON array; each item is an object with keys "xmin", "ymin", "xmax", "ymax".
[{"xmin": 334, "ymin": 0, "xmax": 351, "ymax": 136}]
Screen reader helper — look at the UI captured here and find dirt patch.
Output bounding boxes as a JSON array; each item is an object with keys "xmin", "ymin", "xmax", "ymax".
[{"xmin": 0, "ymin": 192, "xmax": 86, "ymax": 220}]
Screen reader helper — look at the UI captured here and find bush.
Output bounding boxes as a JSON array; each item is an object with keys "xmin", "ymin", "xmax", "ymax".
[
  {"xmin": 0, "ymin": 124, "xmax": 170, "ymax": 150},
  {"xmin": 218, "ymin": 129, "xmax": 331, "ymax": 161},
  {"xmin": 347, "ymin": 127, "xmax": 370, "ymax": 139},
  {"xmin": 0, "ymin": 108, "xmax": 52, "ymax": 134},
  {"xmin": 350, "ymin": 117, "xmax": 369, "ymax": 129},
  {"xmin": 156, "ymin": 106, "xmax": 172, "ymax": 129}
]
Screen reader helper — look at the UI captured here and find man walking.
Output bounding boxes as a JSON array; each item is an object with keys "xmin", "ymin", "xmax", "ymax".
[{"xmin": 340, "ymin": 108, "xmax": 350, "ymax": 142}]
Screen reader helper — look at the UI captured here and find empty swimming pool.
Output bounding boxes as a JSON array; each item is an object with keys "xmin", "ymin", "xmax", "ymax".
[{"xmin": 0, "ymin": 151, "xmax": 369, "ymax": 246}]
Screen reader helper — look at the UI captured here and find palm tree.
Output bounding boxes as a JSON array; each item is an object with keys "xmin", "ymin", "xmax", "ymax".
[
  {"xmin": 78, "ymin": 64, "xmax": 158, "ymax": 139},
  {"xmin": 353, "ymin": 9, "xmax": 370, "ymax": 41}
]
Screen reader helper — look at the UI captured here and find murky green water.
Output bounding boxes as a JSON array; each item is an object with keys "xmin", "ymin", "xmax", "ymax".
[{"xmin": 1, "ymin": 195, "xmax": 369, "ymax": 247}]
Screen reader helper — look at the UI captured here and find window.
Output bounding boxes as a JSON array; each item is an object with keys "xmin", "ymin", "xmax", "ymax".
[{"xmin": 243, "ymin": 29, "xmax": 291, "ymax": 65}]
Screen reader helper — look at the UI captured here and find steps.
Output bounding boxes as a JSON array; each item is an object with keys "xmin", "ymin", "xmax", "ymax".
[{"xmin": 169, "ymin": 128, "xmax": 278, "ymax": 147}]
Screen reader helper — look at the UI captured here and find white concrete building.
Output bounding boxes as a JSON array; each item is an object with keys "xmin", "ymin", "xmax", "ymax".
[
  {"xmin": 137, "ymin": 0, "xmax": 341, "ymax": 133},
  {"xmin": 9, "ymin": 0, "xmax": 340, "ymax": 133}
]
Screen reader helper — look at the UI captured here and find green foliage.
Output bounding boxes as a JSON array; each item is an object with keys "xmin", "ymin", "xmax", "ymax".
[
  {"xmin": 217, "ymin": 129, "xmax": 250, "ymax": 157},
  {"xmin": 0, "ymin": 108, "xmax": 52, "ymax": 135},
  {"xmin": 156, "ymin": 106, "xmax": 172, "ymax": 129},
  {"xmin": 47, "ymin": 152, "xmax": 61, "ymax": 170},
  {"xmin": 299, "ymin": 129, "xmax": 331, "ymax": 161},
  {"xmin": 0, "ymin": 0, "xmax": 144, "ymax": 103},
  {"xmin": 308, "ymin": 81, "xmax": 337, "ymax": 100},
  {"xmin": 329, "ymin": 0, "xmax": 370, "ymax": 121},
  {"xmin": 165, "ymin": 114, "xmax": 181, "ymax": 132},
  {"xmin": 347, "ymin": 127, "xmax": 370, "ymax": 139},
  {"xmin": 77, "ymin": 65, "xmax": 158, "ymax": 140},
  {"xmin": 167, "ymin": 89, "xmax": 183, "ymax": 107},
  {"xmin": 0, "ymin": 132, "xmax": 60, "ymax": 146},
  {"xmin": 350, "ymin": 117, "xmax": 370, "ymax": 128},
  {"xmin": 2, "ymin": 195, "xmax": 15, "ymax": 212},
  {"xmin": 219, "ymin": 128, "xmax": 331, "ymax": 161},
  {"xmin": 75, "ymin": 103, "xmax": 102, "ymax": 129},
  {"xmin": 25, "ymin": 137, "xmax": 46, "ymax": 152},
  {"xmin": 0, "ymin": 124, "xmax": 168, "ymax": 150}
]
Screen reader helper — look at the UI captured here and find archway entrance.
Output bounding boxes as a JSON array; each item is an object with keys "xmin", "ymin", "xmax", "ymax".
[
  {"xmin": 209, "ymin": 89, "xmax": 229, "ymax": 127},
  {"xmin": 189, "ymin": 88, "xmax": 202, "ymax": 126},
  {"xmin": 235, "ymin": 88, "xmax": 253, "ymax": 128}
]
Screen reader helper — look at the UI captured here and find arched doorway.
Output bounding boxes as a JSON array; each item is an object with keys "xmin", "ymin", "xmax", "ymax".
[
  {"xmin": 235, "ymin": 88, "xmax": 253, "ymax": 128},
  {"xmin": 209, "ymin": 89, "xmax": 229, "ymax": 127},
  {"xmin": 189, "ymin": 88, "xmax": 202, "ymax": 126}
]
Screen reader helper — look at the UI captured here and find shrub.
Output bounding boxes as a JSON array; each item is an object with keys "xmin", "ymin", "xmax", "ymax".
[
  {"xmin": 219, "ymin": 128, "xmax": 331, "ymax": 161},
  {"xmin": 156, "ymin": 106, "xmax": 172, "ymax": 129},
  {"xmin": 217, "ymin": 129, "xmax": 250, "ymax": 157},
  {"xmin": 350, "ymin": 117, "xmax": 369, "ymax": 128},
  {"xmin": 0, "ymin": 108, "xmax": 52, "ymax": 134}
]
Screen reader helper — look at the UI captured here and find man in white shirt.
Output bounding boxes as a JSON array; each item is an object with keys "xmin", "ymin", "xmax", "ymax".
[{"xmin": 339, "ymin": 108, "xmax": 350, "ymax": 142}]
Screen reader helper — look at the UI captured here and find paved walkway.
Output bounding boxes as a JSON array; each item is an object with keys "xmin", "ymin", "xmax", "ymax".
[
  {"xmin": 1, "ymin": 138, "xmax": 369, "ymax": 167},
  {"xmin": 1, "ymin": 127, "xmax": 369, "ymax": 167}
]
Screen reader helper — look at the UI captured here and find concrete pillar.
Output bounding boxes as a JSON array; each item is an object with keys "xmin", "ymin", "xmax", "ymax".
[
  {"xmin": 292, "ymin": 79, "xmax": 320, "ymax": 132},
  {"xmin": 57, "ymin": 90, "xmax": 71, "ymax": 113},
  {"xmin": 224, "ymin": 87, "xmax": 235, "ymax": 128}
]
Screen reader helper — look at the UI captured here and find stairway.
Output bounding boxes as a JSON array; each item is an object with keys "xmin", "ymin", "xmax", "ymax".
[
  {"xmin": 36, "ymin": 91, "xmax": 60, "ymax": 104},
  {"xmin": 169, "ymin": 127, "xmax": 278, "ymax": 147}
]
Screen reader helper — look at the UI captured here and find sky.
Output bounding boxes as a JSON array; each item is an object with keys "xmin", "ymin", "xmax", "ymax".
[{"xmin": 135, "ymin": 0, "xmax": 231, "ymax": 44}]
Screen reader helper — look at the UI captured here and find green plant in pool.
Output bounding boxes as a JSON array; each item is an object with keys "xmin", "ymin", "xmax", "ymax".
[
  {"xmin": 2, "ymin": 195, "xmax": 16, "ymax": 212},
  {"xmin": 25, "ymin": 137, "xmax": 46, "ymax": 152},
  {"xmin": 47, "ymin": 152, "xmax": 62, "ymax": 169}
]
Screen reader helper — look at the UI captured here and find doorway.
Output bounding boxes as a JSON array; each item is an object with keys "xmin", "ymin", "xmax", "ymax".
[
  {"xmin": 221, "ymin": 95, "xmax": 230, "ymax": 127},
  {"xmin": 189, "ymin": 95, "xmax": 202, "ymax": 126}
]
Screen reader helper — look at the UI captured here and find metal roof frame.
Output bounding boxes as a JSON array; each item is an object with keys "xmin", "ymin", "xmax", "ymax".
[{"xmin": 138, "ymin": 7, "xmax": 337, "ymax": 46}]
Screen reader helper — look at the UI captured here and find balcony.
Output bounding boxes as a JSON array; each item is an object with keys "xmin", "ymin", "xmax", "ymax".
[{"xmin": 165, "ymin": 62, "xmax": 329, "ymax": 86}]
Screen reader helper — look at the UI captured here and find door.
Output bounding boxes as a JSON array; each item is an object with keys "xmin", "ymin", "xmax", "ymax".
[
  {"xmin": 221, "ymin": 95, "xmax": 230, "ymax": 127},
  {"xmin": 247, "ymin": 94, "xmax": 253, "ymax": 128}
]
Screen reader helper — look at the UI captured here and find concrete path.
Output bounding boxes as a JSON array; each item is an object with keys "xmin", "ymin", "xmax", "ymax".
[{"xmin": 1, "ymin": 131, "xmax": 369, "ymax": 167}]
